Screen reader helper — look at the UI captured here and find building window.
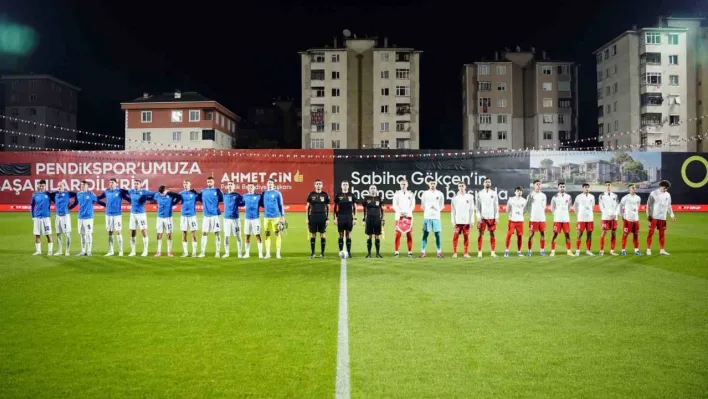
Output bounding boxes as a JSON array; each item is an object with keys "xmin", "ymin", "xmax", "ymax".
[
  {"xmin": 26, "ymin": 108, "xmax": 36, "ymax": 117},
  {"xmin": 643, "ymin": 72, "xmax": 662, "ymax": 86},
  {"xmin": 332, "ymin": 105, "xmax": 340, "ymax": 114},
  {"xmin": 669, "ymin": 55, "xmax": 678, "ymax": 65},
  {"xmin": 557, "ymin": 65, "xmax": 569, "ymax": 75},
  {"xmin": 605, "ymin": 68, "xmax": 610, "ymax": 78},
  {"xmin": 189, "ymin": 110, "xmax": 200, "ymax": 122},
  {"xmin": 380, "ymin": 140, "xmax": 390, "ymax": 149},
  {"xmin": 29, "ymin": 123, "xmax": 36, "ymax": 131},
  {"xmin": 29, "ymin": 94, "xmax": 37, "ymax": 103},
  {"xmin": 496, "ymin": 65, "xmax": 506, "ymax": 75},
  {"xmin": 10, "ymin": 135, "xmax": 18, "ymax": 144},
  {"xmin": 613, "ymin": 82, "xmax": 618, "ymax": 93},
  {"xmin": 332, "ymin": 71, "xmax": 340, "ymax": 80},
  {"xmin": 395, "ymin": 86, "xmax": 410, "ymax": 96},
  {"xmin": 543, "ymin": 131, "xmax": 553, "ymax": 140},
  {"xmin": 559, "ymin": 131, "xmax": 570, "ymax": 141},
  {"xmin": 611, "ymin": 45, "xmax": 617, "ymax": 55},
  {"xmin": 381, "ymin": 88, "xmax": 389, "ymax": 96},
  {"xmin": 669, "ymin": 75, "xmax": 679, "ymax": 85},
  {"xmin": 9, "ymin": 121, "xmax": 18, "ymax": 129},
  {"xmin": 479, "ymin": 114, "xmax": 492, "ymax": 124},
  {"xmin": 598, "ymin": 124, "xmax": 604, "ymax": 135},
  {"xmin": 332, "ymin": 122, "xmax": 340, "ymax": 132},
  {"xmin": 670, "ymin": 115, "xmax": 680, "ymax": 125},
  {"xmin": 190, "ymin": 131, "xmax": 200, "ymax": 141},
  {"xmin": 598, "ymin": 106, "xmax": 604, "ymax": 117},
  {"xmin": 543, "ymin": 114, "xmax": 554, "ymax": 123},
  {"xmin": 381, "ymin": 52, "xmax": 390, "ymax": 62},
  {"xmin": 543, "ymin": 98, "xmax": 553, "ymax": 108},
  {"xmin": 171, "ymin": 110, "xmax": 183, "ymax": 123},
  {"xmin": 479, "ymin": 130, "xmax": 492, "ymax": 140},
  {"xmin": 558, "ymin": 81, "xmax": 570, "ymax": 92},
  {"xmin": 497, "ymin": 131, "xmax": 507, "ymax": 140},
  {"xmin": 606, "ymin": 104, "xmax": 611, "ymax": 114},
  {"xmin": 332, "ymin": 54, "xmax": 340, "ymax": 62},
  {"xmin": 497, "ymin": 115, "xmax": 508, "ymax": 124},
  {"xmin": 381, "ymin": 70, "xmax": 390, "ymax": 79},
  {"xmin": 331, "ymin": 88, "xmax": 340, "ymax": 97},
  {"xmin": 478, "ymin": 81, "xmax": 491, "ymax": 91},
  {"xmin": 396, "ymin": 121, "xmax": 408, "ymax": 132},
  {"xmin": 596, "ymin": 54, "xmax": 602, "ymax": 64},
  {"xmin": 311, "ymin": 70, "xmax": 325, "ymax": 80},
  {"xmin": 645, "ymin": 32, "xmax": 661, "ymax": 44},
  {"xmin": 381, "ymin": 105, "xmax": 389, "ymax": 113},
  {"xmin": 558, "ymin": 114, "xmax": 565, "ymax": 124},
  {"xmin": 478, "ymin": 98, "xmax": 491, "ymax": 107},
  {"xmin": 312, "ymin": 87, "xmax": 325, "ymax": 98},
  {"xmin": 332, "ymin": 140, "xmax": 341, "ymax": 149},
  {"xmin": 614, "ymin": 65, "xmax": 618, "ymax": 74},
  {"xmin": 141, "ymin": 111, "xmax": 152, "ymax": 123},
  {"xmin": 310, "ymin": 137, "xmax": 325, "ymax": 148},
  {"xmin": 668, "ymin": 34, "xmax": 679, "ymax": 45},
  {"xmin": 142, "ymin": 132, "xmax": 152, "ymax": 142},
  {"xmin": 542, "ymin": 66, "xmax": 552, "ymax": 75},
  {"xmin": 396, "ymin": 69, "xmax": 410, "ymax": 79},
  {"xmin": 311, "ymin": 52, "xmax": 325, "ymax": 63},
  {"xmin": 604, "ymin": 49, "xmax": 609, "ymax": 59},
  {"xmin": 381, "ymin": 122, "xmax": 389, "ymax": 132},
  {"xmin": 29, "ymin": 80, "xmax": 38, "ymax": 89},
  {"xmin": 10, "ymin": 94, "xmax": 16, "ymax": 103},
  {"xmin": 606, "ymin": 86, "xmax": 611, "ymax": 96},
  {"xmin": 173, "ymin": 131, "xmax": 181, "ymax": 141},
  {"xmin": 396, "ymin": 52, "xmax": 410, "ymax": 62},
  {"xmin": 613, "ymin": 102, "xmax": 617, "ymax": 112},
  {"xmin": 597, "ymin": 89, "xmax": 603, "ymax": 99},
  {"xmin": 396, "ymin": 138, "xmax": 407, "ymax": 149},
  {"xmin": 10, "ymin": 108, "xmax": 18, "ymax": 116},
  {"xmin": 497, "ymin": 98, "xmax": 507, "ymax": 107},
  {"xmin": 478, "ymin": 64, "xmax": 490, "ymax": 75},
  {"xmin": 614, "ymin": 120, "xmax": 619, "ymax": 131},
  {"xmin": 206, "ymin": 112, "xmax": 214, "ymax": 121},
  {"xmin": 558, "ymin": 99, "xmax": 571, "ymax": 108},
  {"xmin": 597, "ymin": 71, "xmax": 603, "ymax": 81},
  {"xmin": 497, "ymin": 82, "xmax": 506, "ymax": 91},
  {"xmin": 542, "ymin": 82, "xmax": 553, "ymax": 91}
]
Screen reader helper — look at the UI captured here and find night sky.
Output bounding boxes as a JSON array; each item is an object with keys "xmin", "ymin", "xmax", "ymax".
[{"xmin": 2, "ymin": 0, "xmax": 703, "ymax": 149}]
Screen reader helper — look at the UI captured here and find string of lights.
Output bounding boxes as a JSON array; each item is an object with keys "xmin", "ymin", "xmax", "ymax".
[{"xmin": 0, "ymin": 128, "xmax": 123, "ymax": 148}]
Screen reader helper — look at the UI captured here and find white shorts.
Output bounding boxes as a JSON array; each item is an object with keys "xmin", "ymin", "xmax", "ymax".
[
  {"xmin": 129, "ymin": 213, "xmax": 148, "ymax": 230},
  {"xmin": 224, "ymin": 218, "xmax": 241, "ymax": 237},
  {"xmin": 78, "ymin": 219, "xmax": 94, "ymax": 235},
  {"xmin": 180, "ymin": 216, "xmax": 198, "ymax": 232},
  {"xmin": 105, "ymin": 215, "xmax": 123, "ymax": 232},
  {"xmin": 33, "ymin": 217, "xmax": 52, "ymax": 236},
  {"xmin": 244, "ymin": 219, "xmax": 261, "ymax": 236},
  {"xmin": 202, "ymin": 216, "xmax": 221, "ymax": 233},
  {"xmin": 156, "ymin": 217, "xmax": 174, "ymax": 234},
  {"xmin": 55, "ymin": 214, "xmax": 72, "ymax": 233}
]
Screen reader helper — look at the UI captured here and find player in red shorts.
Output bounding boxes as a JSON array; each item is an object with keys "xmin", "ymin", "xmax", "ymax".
[
  {"xmin": 524, "ymin": 180, "xmax": 548, "ymax": 256},
  {"xmin": 450, "ymin": 182, "xmax": 475, "ymax": 258},
  {"xmin": 475, "ymin": 178, "xmax": 499, "ymax": 257},
  {"xmin": 619, "ymin": 184, "xmax": 642, "ymax": 256},
  {"xmin": 573, "ymin": 183, "xmax": 596, "ymax": 256},
  {"xmin": 646, "ymin": 180, "xmax": 676, "ymax": 255},
  {"xmin": 392, "ymin": 178, "xmax": 415, "ymax": 258},
  {"xmin": 550, "ymin": 182, "xmax": 575, "ymax": 256},
  {"xmin": 504, "ymin": 186, "xmax": 526, "ymax": 257},
  {"xmin": 598, "ymin": 181, "xmax": 619, "ymax": 256}
]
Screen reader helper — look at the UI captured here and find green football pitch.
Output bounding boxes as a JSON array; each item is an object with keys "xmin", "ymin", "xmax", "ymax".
[{"xmin": 1, "ymin": 212, "xmax": 707, "ymax": 398}]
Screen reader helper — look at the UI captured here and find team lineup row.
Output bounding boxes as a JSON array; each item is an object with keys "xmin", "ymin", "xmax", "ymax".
[{"xmin": 29, "ymin": 176, "xmax": 677, "ymax": 258}]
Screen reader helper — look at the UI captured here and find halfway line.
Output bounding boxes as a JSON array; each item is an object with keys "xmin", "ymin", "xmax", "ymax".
[{"xmin": 335, "ymin": 257, "xmax": 351, "ymax": 399}]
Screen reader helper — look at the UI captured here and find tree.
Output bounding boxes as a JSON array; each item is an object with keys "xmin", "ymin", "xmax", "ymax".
[
  {"xmin": 610, "ymin": 151, "xmax": 633, "ymax": 167},
  {"xmin": 540, "ymin": 158, "xmax": 554, "ymax": 169},
  {"xmin": 623, "ymin": 160, "xmax": 648, "ymax": 181}
]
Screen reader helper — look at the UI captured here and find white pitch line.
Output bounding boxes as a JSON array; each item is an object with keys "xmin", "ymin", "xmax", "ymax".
[{"xmin": 335, "ymin": 257, "xmax": 351, "ymax": 399}]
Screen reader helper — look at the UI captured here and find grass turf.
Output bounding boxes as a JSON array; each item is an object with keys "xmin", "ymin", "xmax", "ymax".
[{"xmin": 0, "ymin": 212, "xmax": 706, "ymax": 398}]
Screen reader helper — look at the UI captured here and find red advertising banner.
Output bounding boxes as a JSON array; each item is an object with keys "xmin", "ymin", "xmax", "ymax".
[{"xmin": 0, "ymin": 150, "xmax": 334, "ymax": 206}]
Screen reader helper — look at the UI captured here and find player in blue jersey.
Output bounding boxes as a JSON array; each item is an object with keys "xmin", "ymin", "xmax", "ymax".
[
  {"xmin": 242, "ymin": 183, "xmax": 263, "ymax": 258},
  {"xmin": 153, "ymin": 185, "xmax": 181, "ymax": 257},
  {"xmin": 179, "ymin": 179, "xmax": 200, "ymax": 257},
  {"xmin": 31, "ymin": 179, "xmax": 54, "ymax": 255},
  {"xmin": 198, "ymin": 176, "xmax": 224, "ymax": 258},
  {"xmin": 50, "ymin": 181, "xmax": 77, "ymax": 256},
  {"xmin": 97, "ymin": 178, "xmax": 130, "ymax": 256},
  {"xmin": 75, "ymin": 180, "xmax": 105, "ymax": 256},
  {"xmin": 261, "ymin": 178, "xmax": 285, "ymax": 259},
  {"xmin": 127, "ymin": 179, "xmax": 156, "ymax": 257},
  {"xmin": 223, "ymin": 181, "xmax": 245, "ymax": 258}
]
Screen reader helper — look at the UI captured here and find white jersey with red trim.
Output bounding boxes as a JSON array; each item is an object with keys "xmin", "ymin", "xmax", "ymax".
[
  {"xmin": 574, "ymin": 193, "xmax": 595, "ymax": 223},
  {"xmin": 551, "ymin": 193, "xmax": 573, "ymax": 223}
]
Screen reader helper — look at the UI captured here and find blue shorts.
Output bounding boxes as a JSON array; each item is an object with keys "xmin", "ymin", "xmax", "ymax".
[{"xmin": 422, "ymin": 219, "xmax": 442, "ymax": 233}]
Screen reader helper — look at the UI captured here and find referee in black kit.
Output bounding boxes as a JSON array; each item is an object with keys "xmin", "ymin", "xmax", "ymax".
[{"xmin": 306, "ymin": 179, "xmax": 330, "ymax": 258}]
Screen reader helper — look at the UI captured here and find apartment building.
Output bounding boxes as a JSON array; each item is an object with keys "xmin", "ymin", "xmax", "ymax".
[
  {"xmin": 462, "ymin": 49, "xmax": 579, "ymax": 150},
  {"xmin": 300, "ymin": 33, "xmax": 422, "ymax": 149},
  {"xmin": 595, "ymin": 16, "xmax": 706, "ymax": 151},
  {"xmin": 120, "ymin": 91, "xmax": 240, "ymax": 150},
  {"xmin": 1, "ymin": 74, "xmax": 80, "ymax": 150}
]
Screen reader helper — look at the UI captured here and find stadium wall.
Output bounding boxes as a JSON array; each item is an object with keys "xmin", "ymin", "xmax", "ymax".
[{"xmin": 1, "ymin": 150, "xmax": 707, "ymax": 211}]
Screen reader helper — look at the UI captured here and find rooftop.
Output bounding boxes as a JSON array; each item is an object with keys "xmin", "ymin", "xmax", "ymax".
[
  {"xmin": 1, "ymin": 74, "xmax": 81, "ymax": 91},
  {"xmin": 125, "ymin": 91, "xmax": 214, "ymax": 103}
]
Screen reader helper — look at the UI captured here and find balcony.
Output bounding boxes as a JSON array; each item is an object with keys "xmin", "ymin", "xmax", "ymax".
[
  {"xmin": 640, "ymin": 112, "xmax": 663, "ymax": 128},
  {"xmin": 640, "ymin": 93, "xmax": 663, "ymax": 113},
  {"xmin": 640, "ymin": 52, "xmax": 662, "ymax": 66}
]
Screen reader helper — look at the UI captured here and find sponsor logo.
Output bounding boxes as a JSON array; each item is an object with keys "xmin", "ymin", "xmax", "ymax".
[{"xmin": 681, "ymin": 155, "xmax": 708, "ymax": 189}]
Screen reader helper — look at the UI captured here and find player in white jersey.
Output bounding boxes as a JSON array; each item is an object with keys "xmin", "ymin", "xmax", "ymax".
[
  {"xmin": 420, "ymin": 181, "xmax": 444, "ymax": 258},
  {"xmin": 598, "ymin": 181, "xmax": 620, "ymax": 256},
  {"xmin": 450, "ymin": 182, "xmax": 475, "ymax": 258},
  {"xmin": 619, "ymin": 184, "xmax": 642, "ymax": 256},
  {"xmin": 504, "ymin": 186, "xmax": 526, "ymax": 257},
  {"xmin": 392, "ymin": 178, "xmax": 415, "ymax": 258},
  {"xmin": 476, "ymin": 178, "xmax": 499, "ymax": 257},
  {"xmin": 550, "ymin": 182, "xmax": 575, "ymax": 256},
  {"xmin": 646, "ymin": 180, "xmax": 676, "ymax": 255},
  {"xmin": 524, "ymin": 180, "xmax": 548, "ymax": 256},
  {"xmin": 574, "ymin": 183, "xmax": 596, "ymax": 256}
]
